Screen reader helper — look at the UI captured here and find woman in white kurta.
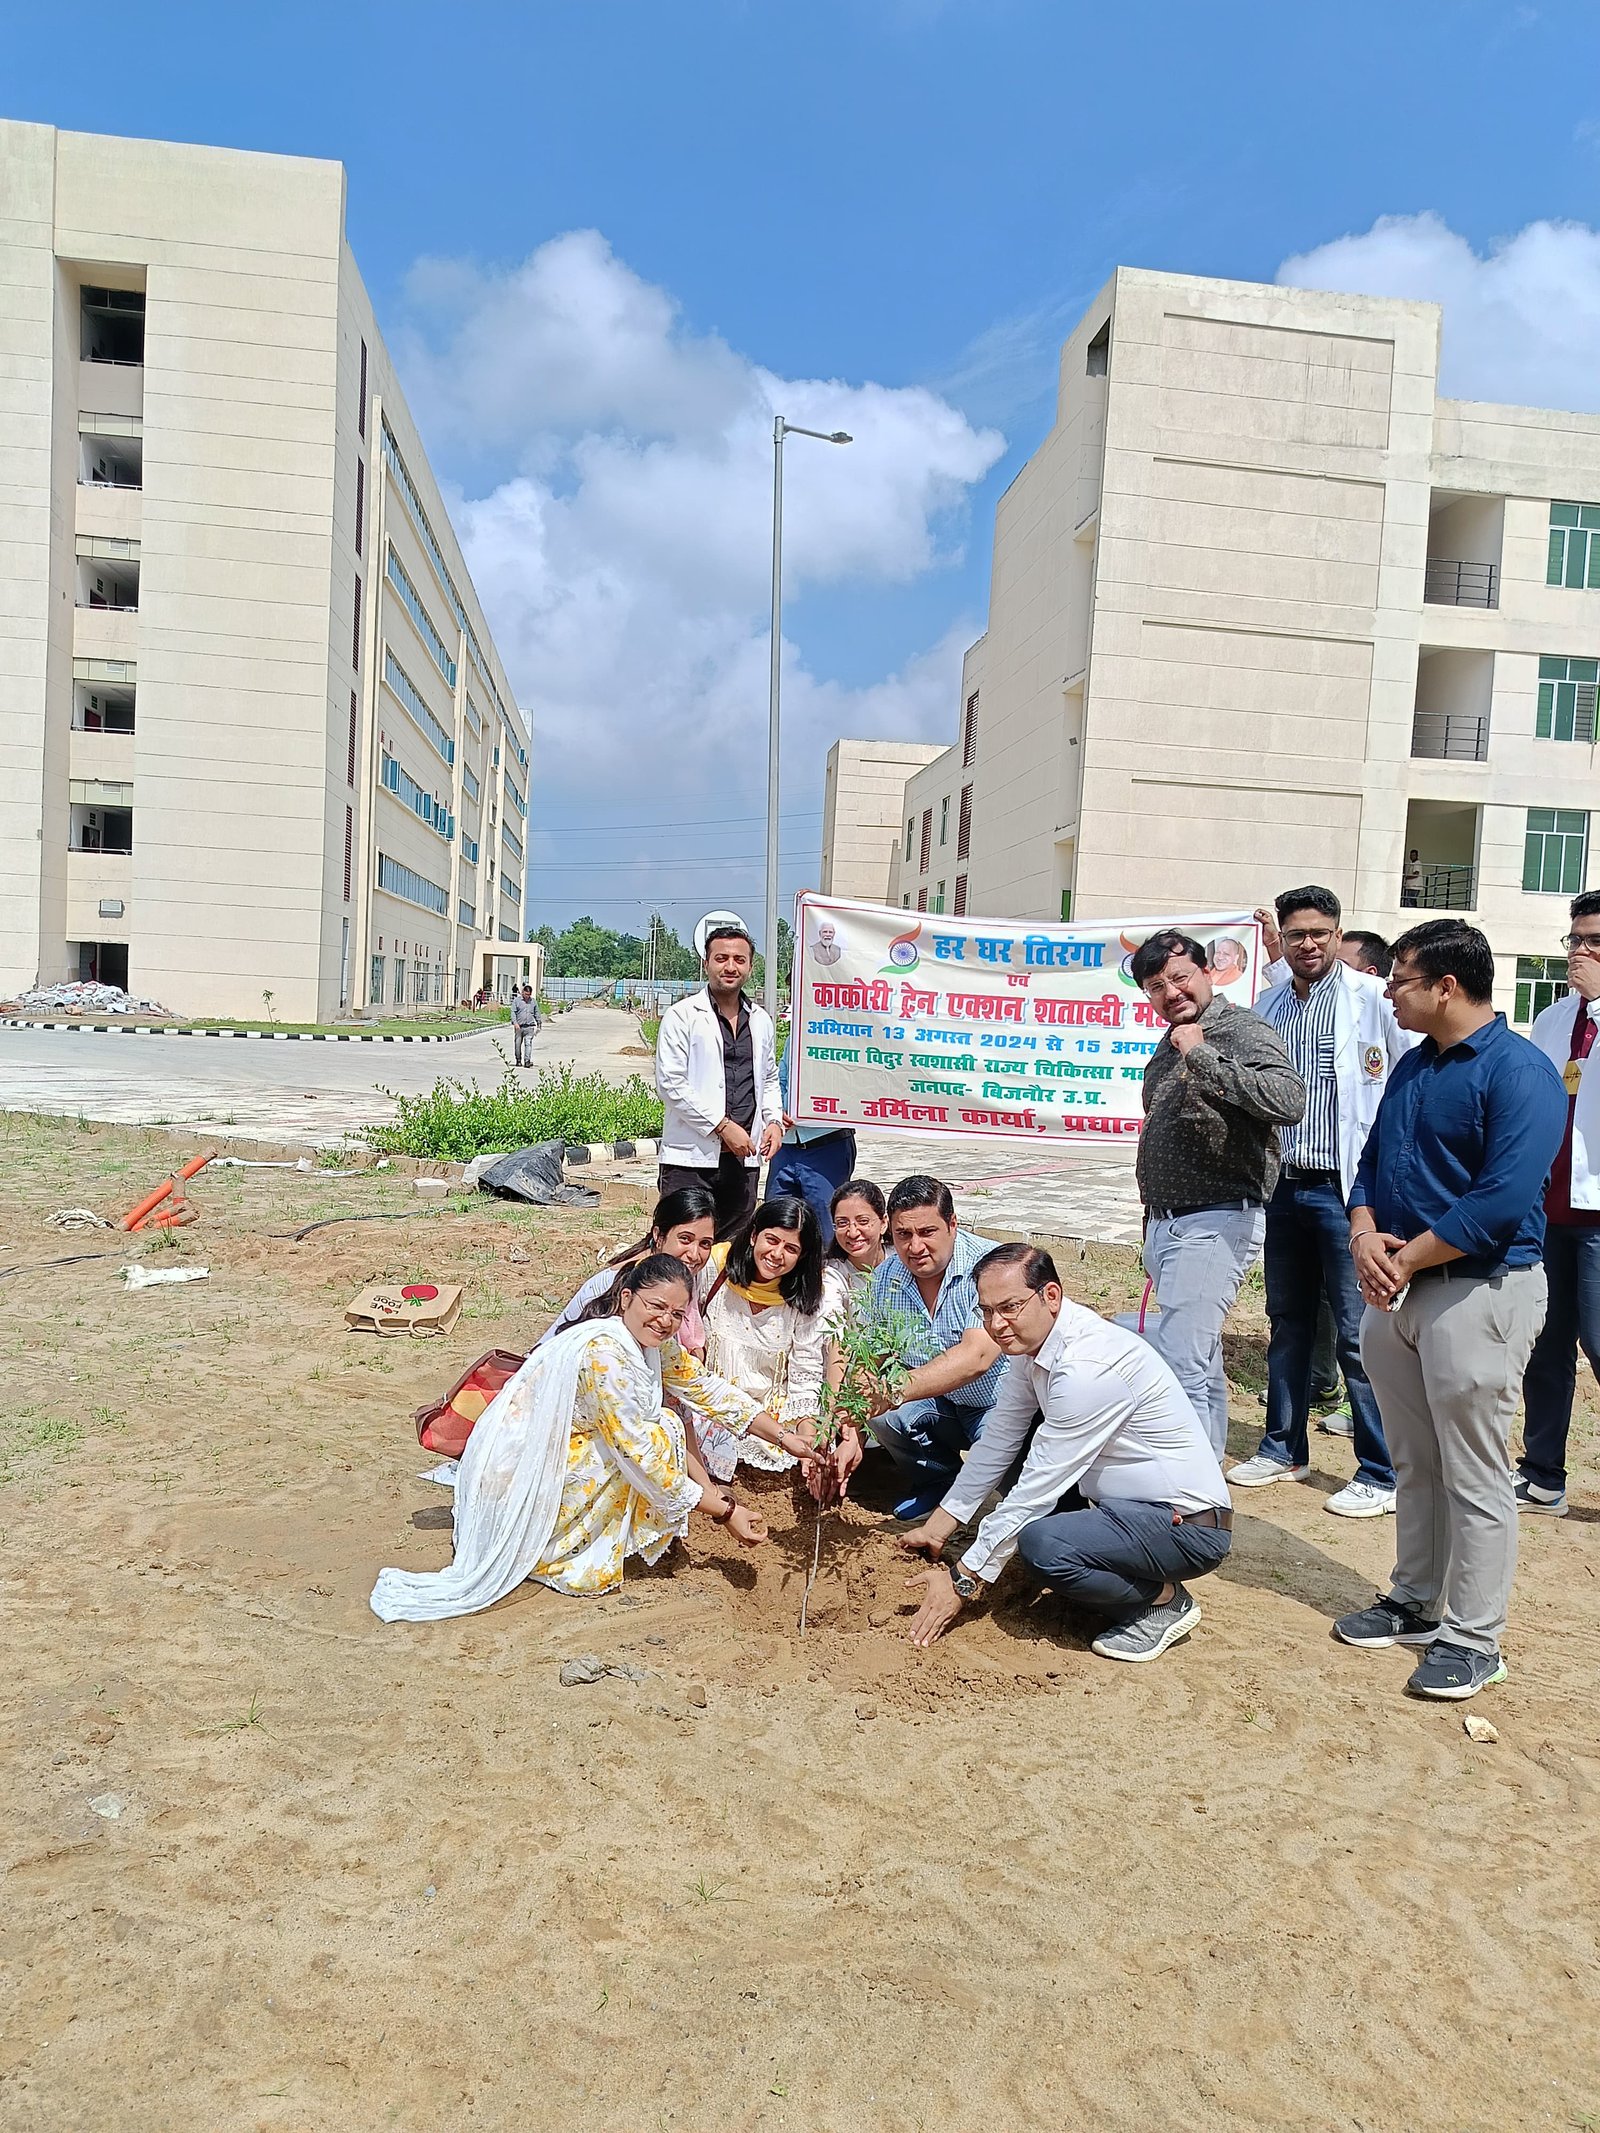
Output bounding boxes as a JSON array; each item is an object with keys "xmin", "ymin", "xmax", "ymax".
[
  {"xmin": 370, "ymin": 1255, "xmax": 815, "ymax": 1620},
  {"xmin": 698, "ymin": 1195, "xmax": 830, "ymax": 1480},
  {"xmin": 539, "ymin": 1183, "xmax": 718, "ymax": 1355}
]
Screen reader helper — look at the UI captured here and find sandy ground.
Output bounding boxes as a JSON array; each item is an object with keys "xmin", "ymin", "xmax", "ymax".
[{"xmin": 1, "ymin": 1113, "xmax": 1597, "ymax": 2133}]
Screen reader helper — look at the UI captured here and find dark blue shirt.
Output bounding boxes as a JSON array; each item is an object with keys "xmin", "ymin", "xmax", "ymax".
[{"xmin": 1350, "ymin": 1012, "xmax": 1565, "ymax": 1273}]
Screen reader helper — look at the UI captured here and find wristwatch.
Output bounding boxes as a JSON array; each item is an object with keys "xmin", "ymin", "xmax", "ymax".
[{"xmin": 948, "ymin": 1563, "xmax": 981, "ymax": 1601}]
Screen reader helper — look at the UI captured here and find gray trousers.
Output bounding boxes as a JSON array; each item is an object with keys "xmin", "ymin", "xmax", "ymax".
[
  {"xmin": 1142, "ymin": 1206, "xmax": 1266, "ymax": 1455},
  {"xmin": 1360, "ymin": 1265, "xmax": 1547, "ymax": 1656},
  {"xmin": 513, "ymin": 1023, "xmax": 537, "ymax": 1066}
]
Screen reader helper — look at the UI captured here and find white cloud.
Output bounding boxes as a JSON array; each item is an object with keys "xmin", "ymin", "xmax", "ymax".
[
  {"xmin": 1278, "ymin": 210, "xmax": 1600, "ymax": 415},
  {"xmin": 397, "ymin": 231, "xmax": 1003, "ymax": 933}
]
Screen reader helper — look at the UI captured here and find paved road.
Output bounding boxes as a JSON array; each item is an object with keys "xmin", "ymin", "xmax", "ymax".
[{"xmin": 0, "ymin": 1004, "xmax": 1142, "ymax": 1244}]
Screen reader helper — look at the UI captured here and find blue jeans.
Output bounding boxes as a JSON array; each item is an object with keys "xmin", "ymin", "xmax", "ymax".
[
  {"xmin": 1520, "ymin": 1220, "xmax": 1600, "ymax": 1491},
  {"xmin": 1017, "ymin": 1499, "xmax": 1232, "ymax": 1617},
  {"xmin": 871, "ymin": 1393, "xmax": 989, "ymax": 1496},
  {"xmin": 765, "ymin": 1133, "xmax": 857, "ymax": 1245},
  {"xmin": 1259, "ymin": 1174, "xmax": 1394, "ymax": 1487}
]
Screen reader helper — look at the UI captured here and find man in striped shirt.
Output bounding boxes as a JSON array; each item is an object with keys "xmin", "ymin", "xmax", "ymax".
[{"xmin": 1231, "ymin": 886, "xmax": 1408, "ymax": 1517}]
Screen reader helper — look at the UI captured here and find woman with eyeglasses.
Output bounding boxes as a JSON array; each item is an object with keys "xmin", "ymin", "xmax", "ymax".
[{"xmin": 371, "ymin": 1254, "xmax": 815, "ymax": 1622}]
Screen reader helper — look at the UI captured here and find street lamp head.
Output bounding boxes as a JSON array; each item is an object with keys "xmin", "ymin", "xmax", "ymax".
[{"xmin": 830, "ymin": 431, "xmax": 853, "ymax": 444}]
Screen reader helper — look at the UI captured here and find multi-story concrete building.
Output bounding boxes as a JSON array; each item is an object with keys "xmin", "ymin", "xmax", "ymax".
[
  {"xmin": 0, "ymin": 121, "xmax": 532, "ymax": 1020},
  {"xmin": 865, "ymin": 266, "xmax": 1600, "ymax": 1020},
  {"xmin": 820, "ymin": 737, "xmax": 946, "ymax": 904}
]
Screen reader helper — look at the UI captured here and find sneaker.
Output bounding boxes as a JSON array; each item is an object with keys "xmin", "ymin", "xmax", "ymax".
[
  {"xmin": 1333, "ymin": 1594, "xmax": 1442, "ymax": 1648},
  {"xmin": 1514, "ymin": 1475, "xmax": 1569, "ymax": 1518},
  {"xmin": 1227, "ymin": 1453, "xmax": 1311, "ymax": 1488},
  {"xmin": 1316, "ymin": 1402, "xmax": 1354, "ymax": 1438},
  {"xmin": 1325, "ymin": 1478, "xmax": 1397, "ymax": 1519},
  {"xmin": 1406, "ymin": 1641, "xmax": 1508, "ymax": 1701},
  {"xmin": 892, "ymin": 1491, "xmax": 945, "ymax": 1524},
  {"xmin": 1091, "ymin": 1585, "xmax": 1200, "ymax": 1664}
]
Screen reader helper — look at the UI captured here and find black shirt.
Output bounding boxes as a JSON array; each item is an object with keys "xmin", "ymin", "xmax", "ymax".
[{"xmin": 717, "ymin": 993, "xmax": 756, "ymax": 1131}]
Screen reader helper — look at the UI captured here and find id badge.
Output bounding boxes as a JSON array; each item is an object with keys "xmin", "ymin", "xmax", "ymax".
[{"xmin": 1565, "ymin": 1057, "xmax": 1584, "ymax": 1098}]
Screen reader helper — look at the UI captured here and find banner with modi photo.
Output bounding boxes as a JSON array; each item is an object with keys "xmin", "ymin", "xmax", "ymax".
[{"xmin": 787, "ymin": 894, "xmax": 1265, "ymax": 1146}]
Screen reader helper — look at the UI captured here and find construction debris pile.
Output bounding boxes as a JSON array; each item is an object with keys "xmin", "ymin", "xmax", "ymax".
[{"xmin": 8, "ymin": 980, "xmax": 171, "ymax": 1016}]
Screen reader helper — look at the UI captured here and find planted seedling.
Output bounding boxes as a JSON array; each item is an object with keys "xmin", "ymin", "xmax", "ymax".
[{"xmin": 798, "ymin": 1293, "xmax": 921, "ymax": 1631}]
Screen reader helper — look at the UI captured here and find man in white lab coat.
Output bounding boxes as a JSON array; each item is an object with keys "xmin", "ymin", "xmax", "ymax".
[
  {"xmin": 654, "ymin": 918, "xmax": 784, "ymax": 1237},
  {"xmin": 1230, "ymin": 886, "xmax": 1412, "ymax": 1518},
  {"xmin": 1518, "ymin": 890, "xmax": 1600, "ymax": 1518}
]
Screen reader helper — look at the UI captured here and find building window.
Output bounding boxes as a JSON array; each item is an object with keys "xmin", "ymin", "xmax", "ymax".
[
  {"xmin": 394, "ymin": 955, "xmax": 406, "ymax": 1002},
  {"xmin": 957, "ymin": 783, "xmax": 972, "ymax": 860},
  {"xmin": 933, "ymin": 881, "xmax": 945, "ymax": 914},
  {"xmin": 1061, "ymin": 890, "xmax": 1073, "ymax": 922},
  {"xmin": 939, "ymin": 796, "xmax": 949, "ymax": 846},
  {"xmin": 916, "ymin": 887, "xmax": 928, "ymax": 912},
  {"xmin": 352, "ymin": 577, "xmax": 362, "ymax": 671},
  {"xmin": 1548, "ymin": 502, "xmax": 1600, "ymax": 590},
  {"xmin": 355, "ymin": 459, "xmax": 365, "ymax": 557},
  {"xmin": 962, "ymin": 691, "xmax": 979, "ymax": 767},
  {"xmin": 1537, "ymin": 655, "xmax": 1599, "ymax": 742},
  {"xmin": 459, "ymin": 898, "xmax": 476, "ymax": 929},
  {"xmin": 358, "ymin": 338, "xmax": 368, "ymax": 439},
  {"xmin": 386, "ymin": 544, "xmax": 458, "ymax": 687},
  {"xmin": 1515, "ymin": 955, "xmax": 1568, "ymax": 1024},
  {"xmin": 463, "ymin": 762, "xmax": 480, "ymax": 802},
  {"xmin": 377, "ymin": 851, "xmax": 449, "ymax": 915},
  {"xmin": 1524, "ymin": 808, "xmax": 1590, "ymax": 894},
  {"xmin": 902, "ymin": 894, "xmax": 911, "ymax": 908},
  {"xmin": 953, "ymin": 873, "xmax": 968, "ymax": 916},
  {"xmin": 369, "ymin": 954, "xmax": 384, "ymax": 1005},
  {"xmin": 905, "ymin": 818, "xmax": 914, "ymax": 863},
  {"xmin": 380, "ymin": 753, "xmax": 452, "ymax": 840},
  {"xmin": 919, "ymin": 809, "xmax": 932, "ymax": 872},
  {"xmin": 346, "ymin": 690, "xmax": 358, "ymax": 786},
  {"xmin": 343, "ymin": 805, "xmax": 353, "ymax": 902},
  {"xmin": 383, "ymin": 648, "xmax": 455, "ymax": 766}
]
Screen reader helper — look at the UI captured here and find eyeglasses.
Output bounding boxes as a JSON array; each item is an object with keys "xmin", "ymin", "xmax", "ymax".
[
  {"xmin": 978, "ymin": 1295, "xmax": 1037, "ymax": 1325},
  {"xmin": 1386, "ymin": 971, "xmax": 1430, "ymax": 994},
  {"xmin": 636, "ymin": 1299, "xmax": 688, "ymax": 1329},
  {"xmin": 1282, "ymin": 927, "xmax": 1336, "ymax": 946},
  {"xmin": 1562, "ymin": 934, "xmax": 1600, "ymax": 952}
]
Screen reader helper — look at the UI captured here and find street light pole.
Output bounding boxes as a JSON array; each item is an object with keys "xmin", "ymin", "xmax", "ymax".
[{"xmin": 764, "ymin": 416, "xmax": 852, "ymax": 1021}]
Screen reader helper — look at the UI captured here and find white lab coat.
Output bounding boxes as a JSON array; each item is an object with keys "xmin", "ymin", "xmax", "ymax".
[
  {"xmin": 654, "ymin": 988, "xmax": 783, "ymax": 1169},
  {"xmin": 1255, "ymin": 961, "xmax": 1414, "ymax": 1203},
  {"xmin": 1529, "ymin": 992, "xmax": 1599, "ymax": 1210}
]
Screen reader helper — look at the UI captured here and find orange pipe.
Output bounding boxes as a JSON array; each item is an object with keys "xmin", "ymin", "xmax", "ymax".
[{"xmin": 118, "ymin": 1152, "xmax": 213, "ymax": 1232}]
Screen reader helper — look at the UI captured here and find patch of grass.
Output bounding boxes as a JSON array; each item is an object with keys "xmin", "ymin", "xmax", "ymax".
[
  {"xmin": 211, "ymin": 1691, "xmax": 268, "ymax": 1735},
  {"xmin": 367, "ymin": 1065, "xmax": 663, "ymax": 1160},
  {"xmin": 1, "ymin": 1409, "xmax": 84, "ymax": 1484}
]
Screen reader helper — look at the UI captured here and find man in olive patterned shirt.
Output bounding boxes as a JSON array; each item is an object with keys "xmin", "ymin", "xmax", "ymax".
[{"xmin": 1133, "ymin": 930, "xmax": 1306, "ymax": 1455}]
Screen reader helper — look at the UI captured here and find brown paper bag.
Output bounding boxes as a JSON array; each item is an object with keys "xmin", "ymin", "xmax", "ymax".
[{"xmin": 344, "ymin": 1280, "xmax": 464, "ymax": 1338}]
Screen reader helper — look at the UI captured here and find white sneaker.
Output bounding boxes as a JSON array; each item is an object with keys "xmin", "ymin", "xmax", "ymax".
[
  {"xmin": 1228, "ymin": 1454, "xmax": 1311, "ymax": 1487},
  {"xmin": 1325, "ymin": 1478, "xmax": 1397, "ymax": 1519}
]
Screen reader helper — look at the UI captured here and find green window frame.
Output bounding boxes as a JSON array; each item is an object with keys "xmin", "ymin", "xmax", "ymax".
[
  {"xmin": 1547, "ymin": 502, "xmax": 1600, "ymax": 590},
  {"xmin": 1536, "ymin": 654, "xmax": 1599, "ymax": 741},
  {"xmin": 1514, "ymin": 955, "xmax": 1568, "ymax": 1025},
  {"xmin": 1523, "ymin": 807, "xmax": 1590, "ymax": 894},
  {"xmin": 933, "ymin": 881, "xmax": 946, "ymax": 914}
]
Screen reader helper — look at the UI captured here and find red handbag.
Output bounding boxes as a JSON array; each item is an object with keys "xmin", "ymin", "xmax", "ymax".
[{"xmin": 413, "ymin": 1349, "xmax": 525, "ymax": 1458}]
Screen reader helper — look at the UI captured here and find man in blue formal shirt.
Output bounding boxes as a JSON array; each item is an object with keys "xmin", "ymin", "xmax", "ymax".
[{"xmin": 1335, "ymin": 921, "xmax": 1565, "ymax": 1702}]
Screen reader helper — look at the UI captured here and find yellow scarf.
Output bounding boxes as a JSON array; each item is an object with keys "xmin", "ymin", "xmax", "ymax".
[{"xmin": 709, "ymin": 1240, "xmax": 787, "ymax": 1313}]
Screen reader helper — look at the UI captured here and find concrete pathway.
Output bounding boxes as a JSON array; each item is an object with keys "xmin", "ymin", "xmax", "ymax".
[{"xmin": 0, "ymin": 1003, "xmax": 1142, "ymax": 1244}]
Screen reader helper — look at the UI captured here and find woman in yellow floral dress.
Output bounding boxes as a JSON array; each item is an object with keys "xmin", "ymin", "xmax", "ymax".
[{"xmin": 370, "ymin": 1255, "xmax": 816, "ymax": 1622}]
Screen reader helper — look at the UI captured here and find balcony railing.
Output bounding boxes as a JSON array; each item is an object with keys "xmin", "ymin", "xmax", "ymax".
[
  {"xmin": 1424, "ymin": 559, "xmax": 1499, "ymax": 609},
  {"xmin": 1410, "ymin": 712, "xmax": 1489, "ymax": 762},
  {"xmin": 1403, "ymin": 862, "xmax": 1476, "ymax": 911},
  {"xmin": 80, "ymin": 472, "xmax": 142, "ymax": 489}
]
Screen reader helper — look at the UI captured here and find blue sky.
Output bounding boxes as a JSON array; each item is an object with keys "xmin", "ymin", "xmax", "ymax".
[{"xmin": 9, "ymin": 0, "xmax": 1600, "ymax": 945}]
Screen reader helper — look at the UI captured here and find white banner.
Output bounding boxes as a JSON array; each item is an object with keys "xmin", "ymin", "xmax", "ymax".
[{"xmin": 789, "ymin": 894, "xmax": 1266, "ymax": 1145}]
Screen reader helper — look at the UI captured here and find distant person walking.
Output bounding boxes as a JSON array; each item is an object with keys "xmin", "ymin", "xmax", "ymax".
[
  {"xmin": 1132, "ymin": 930, "xmax": 1306, "ymax": 1456},
  {"xmin": 511, "ymin": 983, "xmax": 541, "ymax": 1067},
  {"xmin": 655, "ymin": 918, "xmax": 783, "ymax": 1237},
  {"xmin": 1337, "ymin": 921, "xmax": 1564, "ymax": 1702}
]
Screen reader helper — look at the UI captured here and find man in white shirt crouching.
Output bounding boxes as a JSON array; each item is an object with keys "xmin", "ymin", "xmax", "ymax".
[{"xmin": 899, "ymin": 1242, "xmax": 1233, "ymax": 1663}]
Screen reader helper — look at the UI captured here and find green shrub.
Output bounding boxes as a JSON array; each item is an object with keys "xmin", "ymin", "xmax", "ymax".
[{"xmin": 368, "ymin": 1065, "xmax": 664, "ymax": 1159}]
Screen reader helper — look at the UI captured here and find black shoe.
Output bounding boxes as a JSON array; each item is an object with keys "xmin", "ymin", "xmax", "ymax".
[
  {"xmin": 1405, "ymin": 1641, "xmax": 1508, "ymax": 1700},
  {"xmin": 1333, "ymin": 1594, "xmax": 1442, "ymax": 1649}
]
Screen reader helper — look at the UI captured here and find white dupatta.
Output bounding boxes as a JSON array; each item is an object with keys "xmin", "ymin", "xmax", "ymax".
[{"xmin": 370, "ymin": 1316, "xmax": 648, "ymax": 1623}]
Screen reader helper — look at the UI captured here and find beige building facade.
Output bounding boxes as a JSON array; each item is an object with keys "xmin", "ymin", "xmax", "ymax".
[
  {"xmin": 0, "ymin": 121, "xmax": 532, "ymax": 1021},
  {"xmin": 820, "ymin": 737, "xmax": 946, "ymax": 904},
  {"xmin": 874, "ymin": 266, "xmax": 1600, "ymax": 1019}
]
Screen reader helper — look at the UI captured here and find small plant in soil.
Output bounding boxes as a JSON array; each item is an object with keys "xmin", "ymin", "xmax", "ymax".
[{"xmin": 798, "ymin": 1293, "xmax": 921, "ymax": 1631}]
